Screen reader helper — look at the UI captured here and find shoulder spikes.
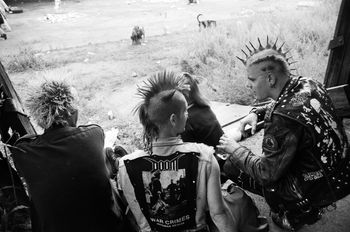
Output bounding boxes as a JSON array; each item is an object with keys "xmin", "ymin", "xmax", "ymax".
[{"xmin": 236, "ymin": 36, "xmax": 294, "ymax": 66}]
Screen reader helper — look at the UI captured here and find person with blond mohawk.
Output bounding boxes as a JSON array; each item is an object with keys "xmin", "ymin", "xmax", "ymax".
[
  {"xmin": 12, "ymin": 80, "xmax": 123, "ymax": 232},
  {"xmin": 218, "ymin": 37, "xmax": 350, "ymax": 231},
  {"xmin": 117, "ymin": 70, "xmax": 237, "ymax": 232}
]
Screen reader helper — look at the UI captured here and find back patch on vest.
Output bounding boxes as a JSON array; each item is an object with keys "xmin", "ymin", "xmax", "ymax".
[{"xmin": 124, "ymin": 151, "xmax": 199, "ymax": 231}]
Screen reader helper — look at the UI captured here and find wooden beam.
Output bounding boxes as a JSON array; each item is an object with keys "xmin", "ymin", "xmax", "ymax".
[
  {"xmin": 0, "ymin": 61, "xmax": 36, "ymax": 137},
  {"xmin": 324, "ymin": 0, "xmax": 350, "ymax": 87},
  {"xmin": 327, "ymin": 84, "xmax": 350, "ymax": 117}
]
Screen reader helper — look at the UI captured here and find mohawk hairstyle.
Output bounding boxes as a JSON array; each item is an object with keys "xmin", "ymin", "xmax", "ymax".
[
  {"xmin": 26, "ymin": 80, "xmax": 77, "ymax": 129},
  {"xmin": 135, "ymin": 70, "xmax": 182, "ymax": 153},
  {"xmin": 237, "ymin": 36, "xmax": 297, "ymax": 76}
]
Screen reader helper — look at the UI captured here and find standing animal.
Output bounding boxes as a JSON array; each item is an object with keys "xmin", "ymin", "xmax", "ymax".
[
  {"xmin": 197, "ymin": 14, "xmax": 216, "ymax": 29},
  {"xmin": 130, "ymin": 26, "xmax": 145, "ymax": 45},
  {"xmin": 188, "ymin": 0, "xmax": 198, "ymax": 4}
]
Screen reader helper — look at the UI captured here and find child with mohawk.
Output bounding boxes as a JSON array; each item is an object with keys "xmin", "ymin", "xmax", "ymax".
[{"xmin": 117, "ymin": 70, "xmax": 237, "ymax": 232}]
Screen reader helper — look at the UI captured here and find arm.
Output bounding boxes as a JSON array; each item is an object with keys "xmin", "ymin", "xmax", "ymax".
[
  {"xmin": 219, "ymin": 115, "xmax": 304, "ymax": 185},
  {"xmin": 238, "ymin": 103, "xmax": 271, "ymax": 135},
  {"xmin": 207, "ymin": 156, "xmax": 237, "ymax": 232}
]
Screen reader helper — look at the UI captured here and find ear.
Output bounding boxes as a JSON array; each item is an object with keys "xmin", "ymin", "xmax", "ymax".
[
  {"xmin": 169, "ymin": 113, "xmax": 176, "ymax": 127},
  {"xmin": 267, "ymin": 73, "xmax": 277, "ymax": 87}
]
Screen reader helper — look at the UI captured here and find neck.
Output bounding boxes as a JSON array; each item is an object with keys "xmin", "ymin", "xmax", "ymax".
[
  {"xmin": 157, "ymin": 127, "xmax": 177, "ymax": 139},
  {"xmin": 271, "ymin": 76, "xmax": 290, "ymax": 100}
]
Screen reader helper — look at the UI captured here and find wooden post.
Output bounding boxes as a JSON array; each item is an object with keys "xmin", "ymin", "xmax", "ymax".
[
  {"xmin": 324, "ymin": 0, "xmax": 350, "ymax": 88},
  {"xmin": 0, "ymin": 61, "xmax": 36, "ymax": 138},
  {"xmin": 324, "ymin": 0, "xmax": 350, "ymax": 117}
]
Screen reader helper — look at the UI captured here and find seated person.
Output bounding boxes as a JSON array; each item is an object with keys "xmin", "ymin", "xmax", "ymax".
[
  {"xmin": 219, "ymin": 38, "xmax": 350, "ymax": 231},
  {"xmin": 12, "ymin": 80, "xmax": 123, "ymax": 232},
  {"xmin": 117, "ymin": 71, "xmax": 237, "ymax": 232},
  {"xmin": 179, "ymin": 72, "xmax": 224, "ymax": 148}
]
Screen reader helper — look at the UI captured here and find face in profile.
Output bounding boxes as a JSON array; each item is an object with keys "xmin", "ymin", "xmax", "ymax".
[{"xmin": 246, "ymin": 63, "xmax": 271, "ymax": 101}]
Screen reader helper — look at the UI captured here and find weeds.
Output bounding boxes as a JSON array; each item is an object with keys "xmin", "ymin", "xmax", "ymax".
[{"xmin": 3, "ymin": 48, "xmax": 55, "ymax": 73}]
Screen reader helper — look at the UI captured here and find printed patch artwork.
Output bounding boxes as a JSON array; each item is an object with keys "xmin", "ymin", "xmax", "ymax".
[
  {"xmin": 136, "ymin": 154, "xmax": 196, "ymax": 230},
  {"xmin": 143, "ymin": 169, "xmax": 186, "ymax": 217}
]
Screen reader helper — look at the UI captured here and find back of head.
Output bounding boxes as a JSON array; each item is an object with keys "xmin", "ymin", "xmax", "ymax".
[
  {"xmin": 148, "ymin": 89, "xmax": 186, "ymax": 126},
  {"xmin": 26, "ymin": 80, "xmax": 77, "ymax": 130},
  {"xmin": 247, "ymin": 49, "xmax": 290, "ymax": 77},
  {"xmin": 136, "ymin": 70, "xmax": 184, "ymax": 150}
]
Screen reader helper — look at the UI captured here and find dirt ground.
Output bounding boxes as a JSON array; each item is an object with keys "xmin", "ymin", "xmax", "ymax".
[
  {"xmin": 1, "ymin": 0, "xmax": 300, "ymax": 52},
  {"xmin": 1, "ymin": 0, "xmax": 350, "ymax": 231}
]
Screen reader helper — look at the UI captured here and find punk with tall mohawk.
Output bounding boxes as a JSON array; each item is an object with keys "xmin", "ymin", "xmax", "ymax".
[
  {"xmin": 135, "ymin": 70, "xmax": 183, "ymax": 153},
  {"xmin": 219, "ymin": 36, "xmax": 350, "ymax": 231},
  {"xmin": 119, "ymin": 70, "xmax": 237, "ymax": 232}
]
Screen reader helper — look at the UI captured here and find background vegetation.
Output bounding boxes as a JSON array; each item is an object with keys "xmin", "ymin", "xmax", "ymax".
[{"xmin": 180, "ymin": 0, "xmax": 340, "ymax": 105}]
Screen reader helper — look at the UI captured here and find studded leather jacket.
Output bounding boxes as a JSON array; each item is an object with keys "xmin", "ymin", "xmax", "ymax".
[{"xmin": 224, "ymin": 77, "xmax": 350, "ymax": 212}]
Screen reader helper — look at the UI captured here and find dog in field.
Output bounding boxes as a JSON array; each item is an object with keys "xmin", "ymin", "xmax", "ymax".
[
  {"xmin": 188, "ymin": 0, "xmax": 199, "ymax": 4},
  {"xmin": 131, "ymin": 26, "xmax": 145, "ymax": 45},
  {"xmin": 197, "ymin": 14, "xmax": 216, "ymax": 29}
]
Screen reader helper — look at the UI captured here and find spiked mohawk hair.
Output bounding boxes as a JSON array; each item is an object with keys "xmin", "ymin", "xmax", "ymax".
[
  {"xmin": 26, "ymin": 80, "xmax": 77, "ymax": 129},
  {"xmin": 237, "ymin": 36, "xmax": 297, "ymax": 75},
  {"xmin": 135, "ymin": 70, "xmax": 183, "ymax": 152}
]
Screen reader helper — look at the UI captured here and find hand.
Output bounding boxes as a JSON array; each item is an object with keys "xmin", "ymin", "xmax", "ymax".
[
  {"xmin": 238, "ymin": 112, "xmax": 258, "ymax": 135},
  {"xmin": 217, "ymin": 134, "xmax": 240, "ymax": 154},
  {"xmin": 177, "ymin": 77, "xmax": 191, "ymax": 92},
  {"xmin": 226, "ymin": 127, "xmax": 242, "ymax": 142}
]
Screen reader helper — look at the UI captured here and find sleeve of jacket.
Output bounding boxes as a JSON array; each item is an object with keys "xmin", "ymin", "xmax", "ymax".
[
  {"xmin": 250, "ymin": 101, "xmax": 274, "ymax": 122},
  {"xmin": 227, "ymin": 114, "xmax": 305, "ymax": 185}
]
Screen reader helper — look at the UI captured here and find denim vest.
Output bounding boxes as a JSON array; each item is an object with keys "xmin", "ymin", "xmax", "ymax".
[{"xmin": 118, "ymin": 138, "xmax": 215, "ymax": 232}]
